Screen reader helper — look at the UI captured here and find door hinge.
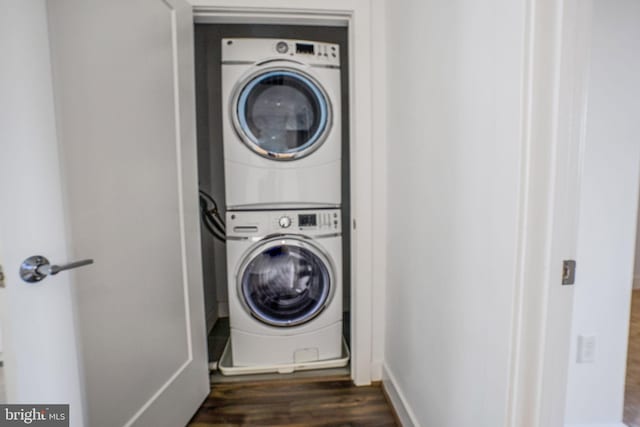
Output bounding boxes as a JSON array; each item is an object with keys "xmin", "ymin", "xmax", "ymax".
[
  {"xmin": 0, "ymin": 264, "xmax": 5, "ymax": 288},
  {"xmin": 562, "ymin": 260, "xmax": 576, "ymax": 285}
]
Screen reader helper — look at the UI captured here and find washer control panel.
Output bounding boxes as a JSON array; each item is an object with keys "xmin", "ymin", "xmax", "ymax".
[
  {"xmin": 227, "ymin": 209, "xmax": 341, "ymax": 237},
  {"xmin": 276, "ymin": 211, "xmax": 340, "ymax": 231},
  {"xmin": 278, "ymin": 210, "xmax": 340, "ymax": 230}
]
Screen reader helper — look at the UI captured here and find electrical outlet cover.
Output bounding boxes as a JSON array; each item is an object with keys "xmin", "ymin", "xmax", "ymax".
[{"xmin": 577, "ymin": 335, "xmax": 596, "ymax": 363}]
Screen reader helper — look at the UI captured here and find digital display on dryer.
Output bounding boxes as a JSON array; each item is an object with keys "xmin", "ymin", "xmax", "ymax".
[{"xmin": 298, "ymin": 214, "xmax": 317, "ymax": 227}]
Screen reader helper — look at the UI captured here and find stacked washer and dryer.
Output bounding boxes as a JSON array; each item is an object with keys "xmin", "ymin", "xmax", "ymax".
[{"xmin": 221, "ymin": 38, "xmax": 346, "ymax": 370}]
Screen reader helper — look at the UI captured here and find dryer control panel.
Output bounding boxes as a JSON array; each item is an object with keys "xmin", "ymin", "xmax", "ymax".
[
  {"xmin": 227, "ymin": 209, "xmax": 341, "ymax": 238},
  {"xmin": 222, "ymin": 38, "xmax": 340, "ymax": 68}
]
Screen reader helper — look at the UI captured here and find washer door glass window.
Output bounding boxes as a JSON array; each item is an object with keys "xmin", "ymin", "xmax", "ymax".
[
  {"xmin": 240, "ymin": 242, "xmax": 331, "ymax": 327},
  {"xmin": 235, "ymin": 70, "xmax": 330, "ymax": 159}
]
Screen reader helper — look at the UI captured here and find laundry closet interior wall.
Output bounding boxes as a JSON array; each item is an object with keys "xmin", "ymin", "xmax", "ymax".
[{"xmin": 194, "ymin": 24, "xmax": 352, "ymax": 358}]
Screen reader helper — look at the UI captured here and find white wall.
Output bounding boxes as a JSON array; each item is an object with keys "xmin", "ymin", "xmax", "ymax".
[
  {"xmin": 383, "ymin": 0, "xmax": 526, "ymax": 425},
  {"xmin": 564, "ymin": 0, "xmax": 640, "ymax": 424}
]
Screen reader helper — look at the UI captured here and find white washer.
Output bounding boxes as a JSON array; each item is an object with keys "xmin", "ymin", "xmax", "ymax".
[
  {"xmin": 222, "ymin": 38, "xmax": 342, "ymax": 210},
  {"xmin": 226, "ymin": 209, "xmax": 342, "ymax": 366}
]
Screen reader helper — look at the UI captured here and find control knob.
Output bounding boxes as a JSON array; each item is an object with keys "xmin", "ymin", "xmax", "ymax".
[
  {"xmin": 276, "ymin": 41, "xmax": 289, "ymax": 54},
  {"xmin": 278, "ymin": 216, "xmax": 292, "ymax": 228}
]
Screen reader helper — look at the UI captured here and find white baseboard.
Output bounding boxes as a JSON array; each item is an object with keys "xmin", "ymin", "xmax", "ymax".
[
  {"xmin": 634, "ymin": 275, "xmax": 640, "ymax": 289},
  {"xmin": 566, "ymin": 423, "xmax": 626, "ymax": 427},
  {"xmin": 371, "ymin": 360, "xmax": 383, "ymax": 381},
  {"xmin": 382, "ymin": 365, "xmax": 420, "ymax": 427}
]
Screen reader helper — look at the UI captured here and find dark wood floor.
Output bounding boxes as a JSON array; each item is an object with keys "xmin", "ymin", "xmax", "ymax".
[
  {"xmin": 188, "ymin": 375, "xmax": 399, "ymax": 426},
  {"xmin": 625, "ymin": 290, "xmax": 640, "ymax": 426}
]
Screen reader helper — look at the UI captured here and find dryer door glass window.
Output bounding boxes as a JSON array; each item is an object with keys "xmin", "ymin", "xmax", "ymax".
[
  {"xmin": 236, "ymin": 70, "xmax": 330, "ymax": 159},
  {"xmin": 240, "ymin": 243, "xmax": 331, "ymax": 327}
]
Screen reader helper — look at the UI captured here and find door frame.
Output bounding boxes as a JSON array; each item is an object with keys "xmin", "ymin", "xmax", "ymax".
[
  {"xmin": 187, "ymin": 0, "xmax": 385, "ymax": 386},
  {"xmin": 506, "ymin": 0, "xmax": 594, "ymax": 425}
]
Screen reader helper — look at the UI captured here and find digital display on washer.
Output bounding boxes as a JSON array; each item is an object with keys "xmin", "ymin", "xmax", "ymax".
[
  {"xmin": 298, "ymin": 214, "xmax": 317, "ymax": 227},
  {"xmin": 296, "ymin": 43, "xmax": 315, "ymax": 55}
]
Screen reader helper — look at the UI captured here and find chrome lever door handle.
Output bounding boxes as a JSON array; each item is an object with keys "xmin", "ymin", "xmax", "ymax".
[
  {"xmin": 20, "ymin": 255, "xmax": 94, "ymax": 283},
  {"xmin": 40, "ymin": 259, "xmax": 94, "ymax": 275}
]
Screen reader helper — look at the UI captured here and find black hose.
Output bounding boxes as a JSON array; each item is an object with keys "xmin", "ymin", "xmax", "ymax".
[
  {"xmin": 198, "ymin": 189, "xmax": 226, "ymax": 242},
  {"xmin": 204, "ymin": 207, "xmax": 226, "ymax": 236},
  {"xmin": 199, "ymin": 189, "xmax": 225, "ymax": 227},
  {"xmin": 202, "ymin": 214, "xmax": 226, "ymax": 241},
  {"xmin": 203, "ymin": 205, "xmax": 225, "ymax": 233}
]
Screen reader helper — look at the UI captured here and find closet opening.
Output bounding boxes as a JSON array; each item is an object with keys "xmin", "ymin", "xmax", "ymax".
[{"xmin": 193, "ymin": 23, "xmax": 352, "ymax": 382}]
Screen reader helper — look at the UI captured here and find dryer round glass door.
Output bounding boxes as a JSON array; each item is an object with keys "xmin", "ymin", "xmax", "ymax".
[
  {"xmin": 239, "ymin": 239, "xmax": 333, "ymax": 327},
  {"xmin": 234, "ymin": 69, "xmax": 331, "ymax": 160}
]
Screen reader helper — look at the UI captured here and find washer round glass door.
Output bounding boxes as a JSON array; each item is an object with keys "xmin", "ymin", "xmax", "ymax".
[
  {"xmin": 238, "ymin": 238, "xmax": 333, "ymax": 327},
  {"xmin": 233, "ymin": 68, "xmax": 331, "ymax": 160}
]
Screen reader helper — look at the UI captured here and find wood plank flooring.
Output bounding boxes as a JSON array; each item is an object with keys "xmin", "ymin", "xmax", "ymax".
[
  {"xmin": 625, "ymin": 290, "xmax": 640, "ymax": 426},
  {"xmin": 188, "ymin": 375, "xmax": 399, "ymax": 426}
]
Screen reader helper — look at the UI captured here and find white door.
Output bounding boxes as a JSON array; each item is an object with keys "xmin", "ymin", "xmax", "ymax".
[{"xmin": 0, "ymin": 1, "xmax": 209, "ymax": 426}]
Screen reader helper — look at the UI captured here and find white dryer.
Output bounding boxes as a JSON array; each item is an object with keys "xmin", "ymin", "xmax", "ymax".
[
  {"xmin": 222, "ymin": 38, "xmax": 342, "ymax": 210},
  {"xmin": 226, "ymin": 209, "xmax": 342, "ymax": 366}
]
